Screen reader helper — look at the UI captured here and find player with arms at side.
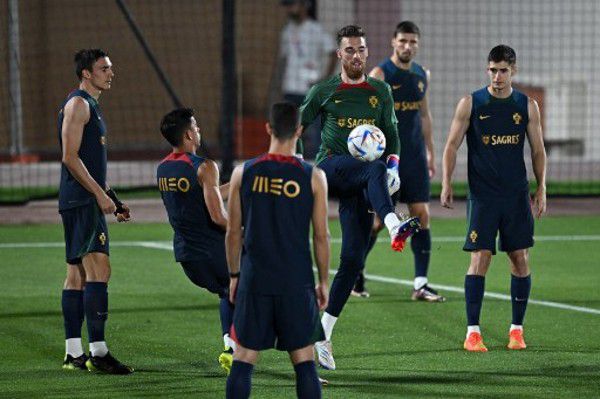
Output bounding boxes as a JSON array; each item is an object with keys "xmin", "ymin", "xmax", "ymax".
[
  {"xmin": 361, "ymin": 21, "xmax": 445, "ymax": 301},
  {"xmin": 300, "ymin": 25, "xmax": 420, "ymax": 370},
  {"xmin": 225, "ymin": 102, "xmax": 330, "ymax": 398},
  {"xmin": 59, "ymin": 49, "xmax": 133, "ymax": 374},
  {"xmin": 156, "ymin": 108, "xmax": 235, "ymax": 373},
  {"xmin": 441, "ymin": 45, "xmax": 547, "ymax": 352}
]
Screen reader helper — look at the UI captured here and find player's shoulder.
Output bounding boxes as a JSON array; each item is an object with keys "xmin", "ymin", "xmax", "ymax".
[
  {"xmin": 410, "ymin": 62, "xmax": 428, "ymax": 78},
  {"xmin": 310, "ymin": 74, "xmax": 341, "ymax": 94},
  {"xmin": 367, "ymin": 76, "xmax": 392, "ymax": 93}
]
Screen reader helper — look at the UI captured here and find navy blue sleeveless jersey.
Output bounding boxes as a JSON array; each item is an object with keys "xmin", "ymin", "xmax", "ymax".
[
  {"xmin": 466, "ymin": 87, "xmax": 529, "ymax": 199},
  {"xmin": 157, "ymin": 152, "xmax": 225, "ymax": 262},
  {"xmin": 379, "ymin": 59, "xmax": 428, "ymax": 162},
  {"xmin": 58, "ymin": 90, "xmax": 107, "ymax": 211},
  {"xmin": 239, "ymin": 154, "xmax": 314, "ymax": 295}
]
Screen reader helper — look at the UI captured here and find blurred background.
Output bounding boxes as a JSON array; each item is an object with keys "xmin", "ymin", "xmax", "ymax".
[{"xmin": 1, "ymin": 0, "xmax": 599, "ymax": 205}]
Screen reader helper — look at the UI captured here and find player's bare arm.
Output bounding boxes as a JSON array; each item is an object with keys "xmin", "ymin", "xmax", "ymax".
[
  {"xmin": 61, "ymin": 96, "xmax": 115, "ymax": 215},
  {"xmin": 219, "ymin": 182, "xmax": 230, "ymax": 201},
  {"xmin": 368, "ymin": 66, "xmax": 385, "ymax": 80},
  {"xmin": 526, "ymin": 97, "xmax": 547, "ymax": 218},
  {"xmin": 198, "ymin": 159, "xmax": 228, "ymax": 229},
  {"xmin": 441, "ymin": 95, "xmax": 472, "ymax": 208},
  {"xmin": 421, "ymin": 69, "xmax": 435, "ymax": 177},
  {"xmin": 311, "ymin": 166, "xmax": 330, "ymax": 311},
  {"xmin": 225, "ymin": 165, "xmax": 244, "ymax": 304}
]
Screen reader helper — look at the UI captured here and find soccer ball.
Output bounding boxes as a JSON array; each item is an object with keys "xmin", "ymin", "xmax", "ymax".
[{"xmin": 347, "ymin": 124, "xmax": 386, "ymax": 162}]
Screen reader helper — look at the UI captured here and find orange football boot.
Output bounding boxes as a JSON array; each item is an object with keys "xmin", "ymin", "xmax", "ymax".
[
  {"xmin": 507, "ymin": 329, "xmax": 527, "ymax": 350},
  {"xmin": 463, "ymin": 332, "xmax": 488, "ymax": 352}
]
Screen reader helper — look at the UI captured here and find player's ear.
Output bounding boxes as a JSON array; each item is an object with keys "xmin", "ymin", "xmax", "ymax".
[
  {"xmin": 511, "ymin": 64, "xmax": 518, "ymax": 76},
  {"xmin": 265, "ymin": 122, "xmax": 273, "ymax": 137},
  {"xmin": 294, "ymin": 124, "xmax": 303, "ymax": 138},
  {"xmin": 82, "ymin": 69, "xmax": 92, "ymax": 80},
  {"xmin": 336, "ymin": 48, "xmax": 342, "ymax": 59}
]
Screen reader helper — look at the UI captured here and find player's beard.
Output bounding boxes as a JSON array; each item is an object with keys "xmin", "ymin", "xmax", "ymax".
[
  {"xmin": 397, "ymin": 50, "xmax": 412, "ymax": 64},
  {"xmin": 343, "ymin": 60, "xmax": 365, "ymax": 80}
]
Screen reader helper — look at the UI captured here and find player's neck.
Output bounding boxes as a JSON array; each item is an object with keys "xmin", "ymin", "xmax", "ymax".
[
  {"xmin": 487, "ymin": 85, "xmax": 513, "ymax": 99},
  {"xmin": 79, "ymin": 82, "xmax": 101, "ymax": 100},
  {"xmin": 390, "ymin": 54, "xmax": 411, "ymax": 70},
  {"xmin": 268, "ymin": 141, "xmax": 296, "ymax": 156},
  {"xmin": 340, "ymin": 71, "xmax": 366, "ymax": 85},
  {"xmin": 173, "ymin": 144, "xmax": 196, "ymax": 154}
]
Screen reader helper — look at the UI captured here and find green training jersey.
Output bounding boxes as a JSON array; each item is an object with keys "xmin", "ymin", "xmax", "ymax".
[{"xmin": 300, "ymin": 74, "xmax": 399, "ymax": 164}]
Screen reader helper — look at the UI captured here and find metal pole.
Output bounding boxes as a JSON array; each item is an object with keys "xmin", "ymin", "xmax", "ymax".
[
  {"xmin": 8, "ymin": 0, "xmax": 24, "ymax": 156},
  {"xmin": 115, "ymin": 0, "xmax": 183, "ymax": 108},
  {"xmin": 219, "ymin": 0, "xmax": 236, "ymax": 179}
]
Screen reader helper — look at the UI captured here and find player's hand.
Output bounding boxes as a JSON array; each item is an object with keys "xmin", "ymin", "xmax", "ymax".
[
  {"xmin": 116, "ymin": 203, "xmax": 131, "ymax": 222},
  {"xmin": 428, "ymin": 158, "xmax": 436, "ymax": 178},
  {"xmin": 440, "ymin": 183, "xmax": 453, "ymax": 209},
  {"xmin": 96, "ymin": 192, "xmax": 117, "ymax": 214},
  {"xmin": 229, "ymin": 277, "xmax": 239, "ymax": 305},
  {"xmin": 316, "ymin": 282, "xmax": 329, "ymax": 311},
  {"xmin": 532, "ymin": 186, "xmax": 546, "ymax": 219}
]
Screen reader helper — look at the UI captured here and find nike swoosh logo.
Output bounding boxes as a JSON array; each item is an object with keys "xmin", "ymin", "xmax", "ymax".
[
  {"xmin": 334, "ymin": 100, "xmax": 342, "ymax": 104},
  {"xmin": 96, "ymin": 312, "xmax": 109, "ymax": 316},
  {"xmin": 479, "ymin": 115, "xmax": 491, "ymax": 120},
  {"xmin": 392, "ymin": 84, "xmax": 402, "ymax": 90},
  {"xmin": 514, "ymin": 297, "xmax": 527, "ymax": 302}
]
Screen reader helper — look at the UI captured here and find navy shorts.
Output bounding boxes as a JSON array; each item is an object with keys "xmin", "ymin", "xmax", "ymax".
[
  {"xmin": 232, "ymin": 288, "xmax": 325, "ymax": 352},
  {"xmin": 180, "ymin": 256, "xmax": 229, "ymax": 298},
  {"xmin": 397, "ymin": 154, "xmax": 430, "ymax": 204},
  {"xmin": 60, "ymin": 202, "xmax": 109, "ymax": 264},
  {"xmin": 463, "ymin": 192, "xmax": 534, "ymax": 255}
]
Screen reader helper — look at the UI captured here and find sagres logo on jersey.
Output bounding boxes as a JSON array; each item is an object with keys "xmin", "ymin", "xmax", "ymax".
[
  {"xmin": 252, "ymin": 176, "xmax": 300, "ymax": 198},
  {"xmin": 337, "ymin": 118, "xmax": 376, "ymax": 129},
  {"xmin": 369, "ymin": 96, "xmax": 379, "ymax": 108},
  {"xmin": 469, "ymin": 230, "xmax": 478, "ymax": 243},
  {"xmin": 513, "ymin": 112, "xmax": 522, "ymax": 125},
  {"xmin": 482, "ymin": 135, "xmax": 490, "ymax": 145},
  {"xmin": 99, "ymin": 232, "xmax": 107, "ymax": 246}
]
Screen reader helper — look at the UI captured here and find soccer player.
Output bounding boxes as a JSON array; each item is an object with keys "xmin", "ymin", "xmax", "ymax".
[
  {"xmin": 441, "ymin": 45, "xmax": 547, "ymax": 352},
  {"xmin": 300, "ymin": 25, "xmax": 420, "ymax": 370},
  {"xmin": 225, "ymin": 102, "xmax": 330, "ymax": 398},
  {"xmin": 59, "ymin": 49, "xmax": 133, "ymax": 374},
  {"xmin": 360, "ymin": 21, "xmax": 445, "ymax": 302},
  {"xmin": 157, "ymin": 108, "xmax": 235, "ymax": 373}
]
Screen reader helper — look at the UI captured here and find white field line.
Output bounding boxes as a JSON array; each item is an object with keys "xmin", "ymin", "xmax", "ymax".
[{"xmin": 1, "ymin": 237, "xmax": 599, "ymax": 315}]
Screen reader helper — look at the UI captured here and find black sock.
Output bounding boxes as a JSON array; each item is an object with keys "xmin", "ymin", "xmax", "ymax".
[
  {"xmin": 62, "ymin": 289, "xmax": 84, "ymax": 339},
  {"xmin": 84, "ymin": 282, "xmax": 108, "ymax": 343},
  {"xmin": 220, "ymin": 297, "xmax": 234, "ymax": 339},
  {"xmin": 465, "ymin": 275, "xmax": 485, "ymax": 326},
  {"xmin": 411, "ymin": 229, "xmax": 431, "ymax": 280},
  {"xmin": 226, "ymin": 360, "xmax": 254, "ymax": 399},
  {"xmin": 294, "ymin": 360, "xmax": 321, "ymax": 399},
  {"xmin": 511, "ymin": 274, "xmax": 531, "ymax": 325}
]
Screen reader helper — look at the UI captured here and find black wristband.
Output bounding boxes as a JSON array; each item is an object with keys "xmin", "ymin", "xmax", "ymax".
[
  {"xmin": 105, "ymin": 188, "xmax": 125, "ymax": 215},
  {"xmin": 229, "ymin": 271, "xmax": 240, "ymax": 278}
]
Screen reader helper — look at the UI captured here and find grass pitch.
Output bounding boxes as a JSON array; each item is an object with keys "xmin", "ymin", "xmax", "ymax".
[{"xmin": 0, "ymin": 216, "xmax": 599, "ymax": 398}]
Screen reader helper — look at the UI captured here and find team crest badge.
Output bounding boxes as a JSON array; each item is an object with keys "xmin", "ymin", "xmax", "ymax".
[
  {"xmin": 482, "ymin": 135, "xmax": 490, "ymax": 145},
  {"xmin": 337, "ymin": 118, "xmax": 346, "ymax": 128},
  {"xmin": 99, "ymin": 232, "xmax": 106, "ymax": 246},
  {"xmin": 418, "ymin": 80, "xmax": 425, "ymax": 92},
  {"xmin": 100, "ymin": 136, "xmax": 106, "ymax": 145},
  {"xmin": 469, "ymin": 230, "xmax": 478, "ymax": 243},
  {"xmin": 369, "ymin": 96, "xmax": 379, "ymax": 108},
  {"xmin": 513, "ymin": 112, "xmax": 522, "ymax": 125}
]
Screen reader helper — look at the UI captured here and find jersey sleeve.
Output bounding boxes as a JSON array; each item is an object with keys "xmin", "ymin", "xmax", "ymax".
[
  {"xmin": 297, "ymin": 83, "xmax": 322, "ymax": 156},
  {"xmin": 379, "ymin": 83, "xmax": 399, "ymax": 157}
]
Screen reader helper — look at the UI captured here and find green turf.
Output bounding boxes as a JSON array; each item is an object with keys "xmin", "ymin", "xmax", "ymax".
[{"xmin": 1, "ymin": 217, "xmax": 599, "ymax": 398}]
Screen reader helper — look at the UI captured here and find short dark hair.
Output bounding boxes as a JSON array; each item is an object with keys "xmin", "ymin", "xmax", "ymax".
[
  {"xmin": 336, "ymin": 25, "xmax": 365, "ymax": 45},
  {"xmin": 74, "ymin": 49, "xmax": 108, "ymax": 80},
  {"xmin": 160, "ymin": 108, "xmax": 195, "ymax": 147},
  {"xmin": 394, "ymin": 21, "xmax": 420, "ymax": 37},
  {"xmin": 488, "ymin": 45, "xmax": 517, "ymax": 65},
  {"xmin": 269, "ymin": 102, "xmax": 299, "ymax": 140}
]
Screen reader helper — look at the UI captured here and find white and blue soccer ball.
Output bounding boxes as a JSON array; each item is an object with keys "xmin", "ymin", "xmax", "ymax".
[{"xmin": 347, "ymin": 124, "xmax": 386, "ymax": 162}]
